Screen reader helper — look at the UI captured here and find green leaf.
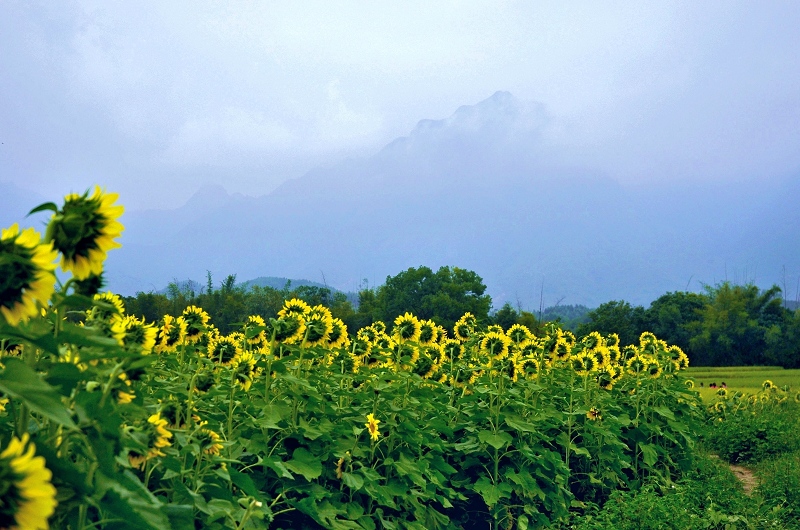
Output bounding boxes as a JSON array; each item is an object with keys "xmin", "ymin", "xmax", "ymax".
[
  {"xmin": 504, "ymin": 416, "xmax": 540, "ymax": 434},
  {"xmin": 341, "ymin": 472, "xmax": 364, "ymax": 490},
  {"xmin": 285, "ymin": 448, "xmax": 322, "ymax": 481},
  {"xmin": 0, "ymin": 358, "xmax": 76, "ymax": 428},
  {"xmin": 639, "ymin": 443, "xmax": 659, "ymax": 466},
  {"xmin": 473, "ymin": 477, "xmax": 511, "ymax": 508},
  {"xmin": 517, "ymin": 514, "xmax": 529, "ymax": 530},
  {"xmin": 229, "ymin": 469, "xmax": 264, "ymax": 501},
  {"xmin": 96, "ymin": 471, "xmax": 171, "ymax": 530},
  {"xmin": 478, "ymin": 430, "xmax": 513, "ymax": 450},
  {"xmin": 28, "ymin": 202, "xmax": 59, "ymax": 216}
]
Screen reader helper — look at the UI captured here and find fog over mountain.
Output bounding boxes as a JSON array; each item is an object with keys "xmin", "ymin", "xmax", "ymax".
[{"xmin": 6, "ymin": 92, "xmax": 798, "ymax": 308}]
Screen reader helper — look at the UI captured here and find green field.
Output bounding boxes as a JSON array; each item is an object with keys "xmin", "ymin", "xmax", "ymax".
[{"xmin": 685, "ymin": 366, "xmax": 800, "ymax": 401}]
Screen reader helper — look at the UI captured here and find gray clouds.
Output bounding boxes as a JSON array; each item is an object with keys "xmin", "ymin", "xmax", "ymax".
[{"xmin": 2, "ymin": 1, "xmax": 799, "ymax": 209}]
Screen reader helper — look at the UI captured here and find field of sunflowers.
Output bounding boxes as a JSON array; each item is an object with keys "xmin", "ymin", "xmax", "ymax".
[{"xmin": 1, "ymin": 188, "xmax": 798, "ymax": 529}]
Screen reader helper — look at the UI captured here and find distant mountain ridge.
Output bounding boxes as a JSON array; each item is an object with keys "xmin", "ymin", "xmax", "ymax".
[{"xmin": 101, "ymin": 91, "xmax": 800, "ymax": 308}]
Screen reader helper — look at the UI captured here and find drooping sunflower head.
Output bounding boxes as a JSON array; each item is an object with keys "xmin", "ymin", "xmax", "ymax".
[
  {"xmin": 122, "ymin": 315, "xmax": 157, "ymax": 354},
  {"xmin": 392, "ymin": 312, "xmax": 421, "ymax": 343},
  {"xmin": 273, "ymin": 314, "xmax": 306, "ymax": 344},
  {"xmin": 196, "ymin": 428, "xmax": 223, "ymax": 456},
  {"xmin": 581, "ymin": 331, "xmax": 603, "ymax": 351},
  {"xmin": 364, "ymin": 413, "xmax": 381, "ymax": 441},
  {"xmin": 506, "ymin": 324, "xmax": 532, "ymax": 344},
  {"xmin": 47, "ymin": 186, "xmax": 124, "ymax": 280},
  {"xmin": 519, "ymin": 356, "xmax": 542, "ymax": 380},
  {"xmin": 685, "ymin": 379, "xmax": 695, "ymax": 390},
  {"xmin": 486, "ymin": 324, "xmax": 504, "ymax": 334},
  {"xmin": 412, "ymin": 349, "xmax": 435, "ymax": 378},
  {"xmin": 242, "ymin": 314, "xmax": 267, "ymax": 346},
  {"xmin": 0, "ymin": 433, "xmax": 58, "ymax": 529},
  {"xmin": 605, "ymin": 333, "xmax": 620, "ymax": 349},
  {"xmin": 626, "ymin": 354, "xmax": 647, "ymax": 375},
  {"xmin": 453, "ymin": 313, "xmax": 476, "ymax": 342},
  {"xmin": 278, "ymin": 298, "xmax": 311, "ymax": 319},
  {"xmin": 89, "ymin": 291, "xmax": 126, "ymax": 321},
  {"xmin": 393, "ymin": 342, "xmax": 420, "ymax": 371},
  {"xmin": 417, "ymin": 319, "xmax": 439, "ymax": 346},
  {"xmin": 371, "ymin": 320, "xmax": 386, "ymax": 334},
  {"xmin": 357, "ymin": 325, "xmax": 379, "ymax": 344},
  {"xmin": 551, "ymin": 339, "xmax": 572, "ymax": 363},
  {"xmin": 716, "ymin": 387, "xmax": 728, "ymax": 399},
  {"xmin": 441, "ymin": 338, "xmax": 463, "ymax": 362},
  {"xmin": 155, "ymin": 314, "xmax": 187, "ymax": 353},
  {"xmin": 596, "ymin": 366, "xmax": 617, "ymax": 390},
  {"xmin": 586, "ymin": 407, "xmax": 601, "ymax": 421},
  {"xmin": 762, "ymin": 380, "xmax": 775, "ymax": 391},
  {"xmin": 0, "ymin": 224, "xmax": 57, "ymax": 326},
  {"xmin": 230, "ymin": 350, "xmax": 258, "ymax": 391},
  {"xmin": 327, "ymin": 318, "xmax": 349, "ymax": 349},
  {"xmin": 570, "ymin": 352, "xmax": 595, "ymax": 376},
  {"xmin": 480, "ymin": 332, "xmax": 512, "ymax": 361},
  {"xmin": 646, "ymin": 358, "xmax": 662, "ymax": 379},
  {"xmin": 304, "ymin": 305, "xmax": 334, "ymax": 346},
  {"xmin": 207, "ymin": 334, "xmax": 242, "ymax": 365},
  {"xmin": 182, "ymin": 306, "xmax": 210, "ymax": 343}
]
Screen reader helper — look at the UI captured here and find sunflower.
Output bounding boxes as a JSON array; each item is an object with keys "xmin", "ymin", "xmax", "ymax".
[
  {"xmin": 417, "ymin": 320, "xmax": 439, "ymax": 345},
  {"xmin": 196, "ymin": 428, "xmax": 223, "ymax": 456},
  {"xmin": 371, "ymin": 321, "xmax": 386, "ymax": 334},
  {"xmin": 716, "ymin": 387, "xmax": 728, "ymax": 399},
  {"xmin": 646, "ymin": 360, "xmax": 662, "ymax": 379},
  {"xmin": 365, "ymin": 413, "xmax": 381, "ymax": 441},
  {"xmin": 506, "ymin": 324, "xmax": 532, "ymax": 344},
  {"xmin": 208, "ymin": 335, "xmax": 242, "ymax": 366},
  {"xmin": 684, "ymin": 379, "xmax": 695, "ymax": 390},
  {"xmin": 0, "ymin": 224, "xmax": 57, "ymax": 326},
  {"xmin": 518, "ymin": 356, "xmax": 542, "ymax": 381},
  {"xmin": 411, "ymin": 350, "xmax": 435, "ymax": 378},
  {"xmin": 586, "ymin": 407, "xmax": 602, "ymax": 421},
  {"xmin": 128, "ymin": 413, "xmax": 172, "ymax": 469},
  {"xmin": 0, "ymin": 433, "xmax": 57, "ymax": 530},
  {"xmin": 762, "ymin": 380, "xmax": 775, "ymax": 391},
  {"xmin": 230, "ymin": 351, "xmax": 258, "ymax": 391},
  {"xmin": 47, "ymin": 186, "xmax": 124, "ymax": 280},
  {"xmin": 596, "ymin": 366, "xmax": 617, "ymax": 390},
  {"xmin": 181, "ymin": 306, "xmax": 210, "ymax": 344},
  {"xmin": 278, "ymin": 298, "xmax": 311, "ymax": 319},
  {"xmin": 155, "ymin": 315, "xmax": 187, "ymax": 354},
  {"xmin": 393, "ymin": 342, "xmax": 420, "ymax": 371},
  {"xmin": 480, "ymin": 332, "xmax": 512, "ymax": 361},
  {"xmin": 453, "ymin": 313, "xmax": 476, "ymax": 342},
  {"xmin": 392, "ymin": 313, "xmax": 421, "ymax": 343},
  {"xmin": 626, "ymin": 354, "xmax": 647, "ymax": 375},
  {"xmin": 441, "ymin": 338, "xmax": 463, "ymax": 361},
  {"xmin": 582, "ymin": 331, "xmax": 603, "ymax": 350},
  {"xmin": 273, "ymin": 314, "xmax": 306, "ymax": 344},
  {"xmin": 570, "ymin": 352, "xmax": 596, "ymax": 376},
  {"xmin": 90, "ymin": 291, "xmax": 125, "ymax": 319},
  {"xmin": 122, "ymin": 316, "xmax": 157, "ymax": 354},
  {"xmin": 304, "ymin": 305, "xmax": 334, "ymax": 346},
  {"xmin": 327, "ymin": 318, "xmax": 350, "ymax": 349}
]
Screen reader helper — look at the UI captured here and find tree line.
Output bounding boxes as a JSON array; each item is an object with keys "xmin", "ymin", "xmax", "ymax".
[{"xmin": 122, "ymin": 267, "xmax": 800, "ymax": 368}]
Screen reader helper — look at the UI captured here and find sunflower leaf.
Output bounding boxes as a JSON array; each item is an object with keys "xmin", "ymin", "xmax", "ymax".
[
  {"xmin": 0, "ymin": 358, "xmax": 76, "ymax": 428},
  {"xmin": 27, "ymin": 202, "xmax": 59, "ymax": 216}
]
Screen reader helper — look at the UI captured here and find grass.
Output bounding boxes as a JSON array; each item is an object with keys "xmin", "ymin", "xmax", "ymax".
[{"xmin": 685, "ymin": 366, "xmax": 800, "ymax": 401}]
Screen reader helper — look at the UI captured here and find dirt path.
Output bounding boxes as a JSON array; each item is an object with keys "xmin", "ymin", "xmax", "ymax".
[{"xmin": 728, "ymin": 463, "xmax": 758, "ymax": 495}]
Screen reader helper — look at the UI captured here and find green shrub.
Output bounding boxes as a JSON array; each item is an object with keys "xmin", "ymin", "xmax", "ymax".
[
  {"xmin": 704, "ymin": 407, "xmax": 800, "ymax": 464},
  {"xmin": 756, "ymin": 449, "xmax": 800, "ymax": 523}
]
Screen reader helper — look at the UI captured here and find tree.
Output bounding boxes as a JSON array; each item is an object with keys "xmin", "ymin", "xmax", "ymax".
[
  {"xmin": 688, "ymin": 282, "xmax": 784, "ymax": 366},
  {"xmin": 577, "ymin": 300, "xmax": 646, "ymax": 347},
  {"xmin": 492, "ymin": 303, "xmax": 519, "ymax": 330},
  {"xmin": 372, "ymin": 266, "xmax": 492, "ymax": 332},
  {"xmin": 643, "ymin": 291, "xmax": 706, "ymax": 358}
]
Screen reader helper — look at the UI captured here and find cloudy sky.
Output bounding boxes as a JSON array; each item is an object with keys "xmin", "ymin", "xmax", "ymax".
[{"xmin": 2, "ymin": 1, "xmax": 799, "ymax": 209}]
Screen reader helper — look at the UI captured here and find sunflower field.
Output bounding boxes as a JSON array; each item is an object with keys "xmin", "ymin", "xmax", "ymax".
[{"xmin": 1, "ymin": 188, "xmax": 706, "ymax": 529}]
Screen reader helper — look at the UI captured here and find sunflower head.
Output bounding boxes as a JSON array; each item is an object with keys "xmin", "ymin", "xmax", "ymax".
[
  {"xmin": 230, "ymin": 350, "xmax": 258, "ymax": 391},
  {"xmin": 365, "ymin": 413, "xmax": 381, "ymax": 441},
  {"xmin": 278, "ymin": 298, "xmax": 311, "ymax": 319},
  {"xmin": 47, "ymin": 186, "xmax": 124, "ymax": 280},
  {"xmin": 586, "ymin": 407, "xmax": 602, "ymax": 421},
  {"xmin": 393, "ymin": 313, "xmax": 421, "ymax": 343},
  {"xmin": 0, "ymin": 433, "xmax": 57, "ymax": 529},
  {"xmin": 327, "ymin": 318, "xmax": 350, "ymax": 349},
  {"xmin": 0, "ymin": 224, "xmax": 57, "ymax": 326},
  {"xmin": 196, "ymin": 428, "xmax": 223, "ymax": 456},
  {"xmin": 182, "ymin": 306, "xmax": 210, "ymax": 343},
  {"xmin": 506, "ymin": 324, "xmax": 532, "ymax": 344},
  {"xmin": 304, "ymin": 305, "xmax": 334, "ymax": 346},
  {"xmin": 480, "ymin": 332, "xmax": 512, "ymax": 361},
  {"xmin": 417, "ymin": 319, "xmax": 439, "ymax": 346},
  {"xmin": 155, "ymin": 314, "xmax": 187, "ymax": 353},
  {"xmin": 208, "ymin": 335, "xmax": 242, "ymax": 365}
]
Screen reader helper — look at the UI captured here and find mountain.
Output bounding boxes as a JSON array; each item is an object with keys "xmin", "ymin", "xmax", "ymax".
[{"xmin": 103, "ymin": 92, "xmax": 800, "ymax": 308}]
